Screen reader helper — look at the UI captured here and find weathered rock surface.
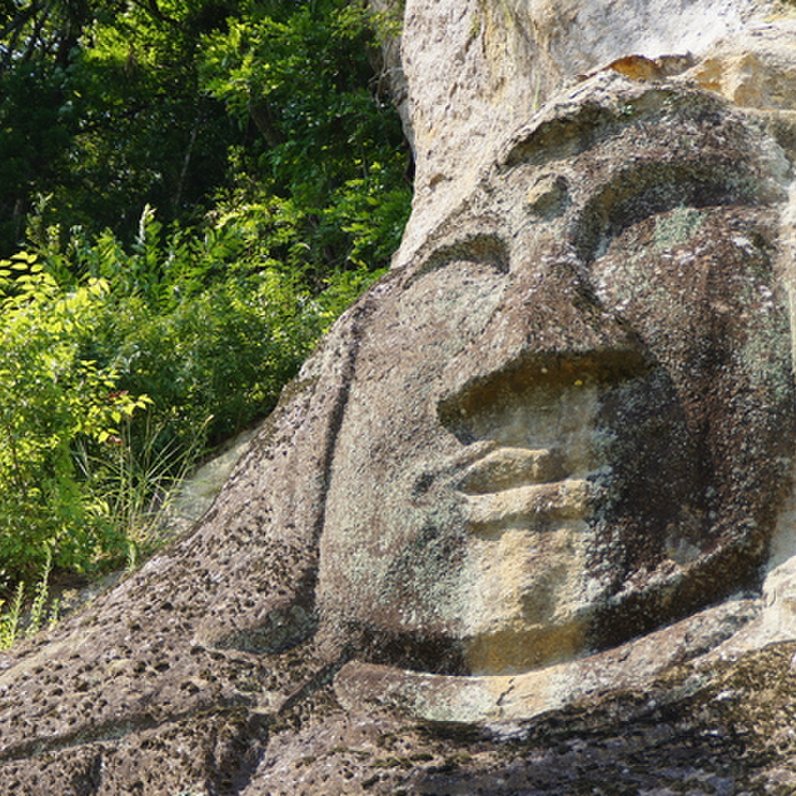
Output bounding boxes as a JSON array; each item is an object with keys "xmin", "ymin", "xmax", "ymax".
[
  {"xmin": 394, "ymin": 0, "xmax": 785, "ymax": 263},
  {"xmin": 1, "ymin": 1, "xmax": 796, "ymax": 793}
]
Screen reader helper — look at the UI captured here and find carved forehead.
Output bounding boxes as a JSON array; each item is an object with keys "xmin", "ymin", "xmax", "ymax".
[
  {"xmin": 408, "ymin": 80, "xmax": 788, "ymax": 275},
  {"xmin": 498, "ymin": 83, "xmax": 785, "ymax": 218},
  {"xmin": 496, "ymin": 75, "xmax": 785, "ymax": 167}
]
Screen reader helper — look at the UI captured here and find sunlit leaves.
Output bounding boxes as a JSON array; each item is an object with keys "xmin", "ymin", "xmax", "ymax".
[
  {"xmin": 0, "ymin": 0, "xmax": 411, "ymax": 598},
  {"xmin": 0, "ymin": 251, "xmax": 150, "ymax": 583}
]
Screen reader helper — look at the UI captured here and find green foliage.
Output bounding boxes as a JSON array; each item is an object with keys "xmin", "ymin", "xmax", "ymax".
[
  {"xmin": 7, "ymin": 204, "xmax": 381, "ymax": 590},
  {"xmin": 0, "ymin": 223, "xmax": 376, "ymax": 599},
  {"xmin": 0, "ymin": 0, "xmax": 410, "ymax": 617},
  {"xmin": 0, "ymin": 549, "xmax": 59, "ymax": 650},
  {"xmin": 199, "ymin": 0, "xmax": 411, "ymax": 275},
  {"xmin": 0, "ymin": 0, "xmax": 237, "ymax": 250},
  {"xmin": 27, "ymin": 548, "xmax": 57, "ymax": 638},
  {"xmin": 75, "ymin": 413, "xmax": 210, "ymax": 569},
  {"xmin": 38, "ymin": 205, "xmax": 377, "ymax": 449},
  {"xmin": 0, "ymin": 251, "xmax": 150, "ymax": 586},
  {"xmin": 1, "ymin": 0, "xmax": 411, "ymax": 276},
  {"xmin": 0, "ymin": 582, "xmax": 24, "ymax": 650}
]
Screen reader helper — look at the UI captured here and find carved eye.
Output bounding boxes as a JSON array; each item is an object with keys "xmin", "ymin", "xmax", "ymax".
[
  {"xmin": 588, "ymin": 204, "xmax": 774, "ymax": 330},
  {"xmin": 407, "ymin": 232, "xmax": 509, "ymax": 284},
  {"xmin": 396, "ymin": 238, "xmax": 510, "ymax": 352},
  {"xmin": 572, "ymin": 160, "xmax": 763, "ymax": 265}
]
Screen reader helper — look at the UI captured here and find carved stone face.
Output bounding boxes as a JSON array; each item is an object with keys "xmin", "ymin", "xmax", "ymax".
[{"xmin": 318, "ymin": 84, "xmax": 795, "ymax": 675}]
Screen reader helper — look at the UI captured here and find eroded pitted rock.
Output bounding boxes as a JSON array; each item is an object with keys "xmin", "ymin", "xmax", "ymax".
[{"xmin": 1, "ymin": 2, "xmax": 796, "ymax": 794}]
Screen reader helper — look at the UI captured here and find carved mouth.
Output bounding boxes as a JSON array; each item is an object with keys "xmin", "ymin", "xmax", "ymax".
[
  {"xmin": 463, "ymin": 479, "xmax": 592, "ymax": 530},
  {"xmin": 458, "ymin": 446, "xmax": 567, "ymax": 493},
  {"xmin": 434, "ymin": 356, "xmax": 626, "ymax": 673},
  {"xmin": 457, "ymin": 446, "xmax": 595, "ymax": 533}
]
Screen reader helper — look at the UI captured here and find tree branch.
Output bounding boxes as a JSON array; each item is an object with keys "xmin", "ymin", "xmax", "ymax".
[{"xmin": 129, "ymin": 0, "xmax": 181, "ymax": 29}]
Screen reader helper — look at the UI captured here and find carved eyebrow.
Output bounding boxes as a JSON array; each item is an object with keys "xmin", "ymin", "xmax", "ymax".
[
  {"xmin": 403, "ymin": 233, "xmax": 509, "ymax": 288},
  {"xmin": 572, "ymin": 159, "xmax": 762, "ymax": 263},
  {"xmin": 497, "ymin": 82, "xmax": 721, "ymax": 171}
]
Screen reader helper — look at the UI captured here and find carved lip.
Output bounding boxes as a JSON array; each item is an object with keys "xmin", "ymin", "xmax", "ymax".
[
  {"xmin": 457, "ymin": 446, "xmax": 567, "ymax": 494},
  {"xmin": 456, "ymin": 446, "xmax": 593, "ymax": 531},
  {"xmin": 463, "ymin": 479, "xmax": 592, "ymax": 531}
]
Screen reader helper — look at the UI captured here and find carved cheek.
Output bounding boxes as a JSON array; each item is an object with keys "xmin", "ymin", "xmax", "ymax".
[
  {"xmin": 589, "ymin": 204, "xmax": 795, "ymax": 567},
  {"xmin": 318, "ymin": 256, "xmax": 511, "ymax": 639}
]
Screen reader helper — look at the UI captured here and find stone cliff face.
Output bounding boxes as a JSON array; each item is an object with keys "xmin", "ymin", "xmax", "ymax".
[
  {"xmin": 393, "ymin": 0, "xmax": 782, "ymax": 259},
  {"xmin": 1, "ymin": 2, "xmax": 795, "ymax": 793}
]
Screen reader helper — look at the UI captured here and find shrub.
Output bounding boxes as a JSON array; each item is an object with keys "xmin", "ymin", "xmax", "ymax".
[
  {"xmin": 0, "ymin": 252, "xmax": 150, "ymax": 589},
  {"xmin": 57, "ymin": 206, "xmax": 381, "ymax": 450},
  {"xmin": 6, "ymin": 207, "xmax": 383, "ymax": 593}
]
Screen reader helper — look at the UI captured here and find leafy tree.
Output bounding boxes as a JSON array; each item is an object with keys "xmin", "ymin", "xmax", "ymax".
[
  {"xmin": 199, "ymin": 0, "xmax": 409, "ymax": 277},
  {"xmin": 2, "ymin": 0, "xmax": 411, "ymax": 278},
  {"xmin": 0, "ymin": 1, "xmax": 410, "ymax": 599},
  {"xmin": 1, "ymin": 1, "xmax": 240, "ymax": 250}
]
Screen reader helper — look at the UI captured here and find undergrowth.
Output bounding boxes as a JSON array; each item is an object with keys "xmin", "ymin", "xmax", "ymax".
[
  {"xmin": 0, "ymin": 208, "xmax": 387, "ymax": 645},
  {"xmin": 0, "ymin": 0, "xmax": 411, "ymax": 646}
]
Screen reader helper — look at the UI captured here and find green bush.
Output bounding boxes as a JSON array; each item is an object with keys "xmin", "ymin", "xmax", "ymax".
[
  {"xmin": 0, "ymin": 0, "xmax": 409, "ymax": 610},
  {"xmin": 49, "ymin": 205, "xmax": 381, "ymax": 450},
  {"xmin": 0, "ymin": 206, "xmax": 383, "ymax": 591},
  {"xmin": 0, "ymin": 229, "xmax": 379, "ymax": 600},
  {"xmin": 0, "ymin": 252, "xmax": 150, "ymax": 588},
  {"xmin": 1, "ymin": 0, "xmax": 412, "ymax": 273}
]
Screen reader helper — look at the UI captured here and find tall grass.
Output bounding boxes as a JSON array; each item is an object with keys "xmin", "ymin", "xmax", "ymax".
[{"xmin": 74, "ymin": 415, "xmax": 211, "ymax": 569}]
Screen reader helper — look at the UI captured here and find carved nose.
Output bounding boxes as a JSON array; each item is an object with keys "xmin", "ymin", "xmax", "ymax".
[{"xmin": 437, "ymin": 252, "xmax": 645, "ymax": 407}]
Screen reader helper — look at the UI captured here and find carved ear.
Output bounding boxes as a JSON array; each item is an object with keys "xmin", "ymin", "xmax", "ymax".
[{"xmin": 191, "ymin": 301, "xmax": 370, "ymax": 655}]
